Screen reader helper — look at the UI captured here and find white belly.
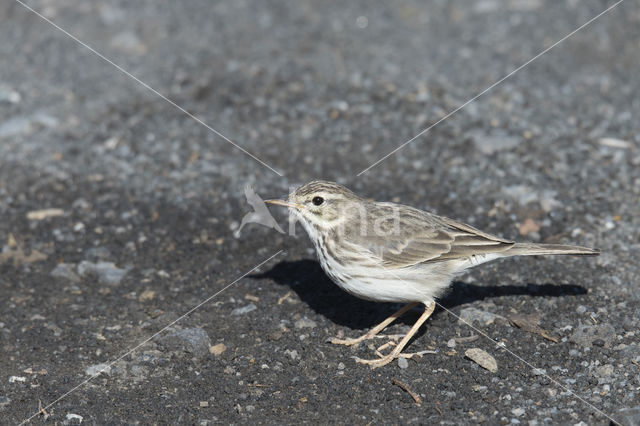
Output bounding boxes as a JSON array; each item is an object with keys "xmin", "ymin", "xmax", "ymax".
[{"xmin": 313, "ymin": 237, "xmax": 454, "ymax": 304}]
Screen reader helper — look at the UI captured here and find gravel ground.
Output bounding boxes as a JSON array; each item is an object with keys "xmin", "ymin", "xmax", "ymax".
[{"xmin": 1, "ymin": 0, "xmax": 639, "ymax": 424}]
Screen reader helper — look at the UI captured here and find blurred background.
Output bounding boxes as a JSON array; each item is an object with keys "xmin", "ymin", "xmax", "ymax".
[{"xmin": 1, "ymin": 0, "xmax": 639, "ymax": 423}]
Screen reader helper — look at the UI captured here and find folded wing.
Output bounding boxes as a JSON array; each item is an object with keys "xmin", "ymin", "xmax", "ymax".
[{"xmin": 348, "ymin": 204, "xmax": 514, "ymax": 269}]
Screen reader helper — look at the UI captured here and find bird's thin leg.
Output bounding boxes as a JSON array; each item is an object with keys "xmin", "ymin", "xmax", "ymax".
[
  {"xmin": 354, "ymin": 301, "xmax": 435, "ymax": 369},
  {"xmin": 329, "ymin": 302, "xmax": 419, "ymax": 346}
]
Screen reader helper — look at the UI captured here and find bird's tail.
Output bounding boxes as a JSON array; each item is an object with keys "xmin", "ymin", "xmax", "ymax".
[{"xmin": 505, "ymin": 243, "xmax": 599, "ymax": 257}]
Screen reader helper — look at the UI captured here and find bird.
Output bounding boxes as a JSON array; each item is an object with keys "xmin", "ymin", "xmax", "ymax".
[{"xmin": 265, "ymin": 180, "xmax": 599, "ymax": 368}]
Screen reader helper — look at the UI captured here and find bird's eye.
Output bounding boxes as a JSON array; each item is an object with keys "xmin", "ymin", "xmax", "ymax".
[{"xmin": 312, "ymin": 196, "xmax": 324, "ymax": 206}]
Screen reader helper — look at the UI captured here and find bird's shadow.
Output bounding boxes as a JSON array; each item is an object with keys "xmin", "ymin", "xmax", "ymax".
[{"xmin": 251, "ymin": 259, "xmax": 587, "ymax": 330}]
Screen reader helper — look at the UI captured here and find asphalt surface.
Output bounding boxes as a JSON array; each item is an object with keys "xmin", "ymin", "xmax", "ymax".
[{"xmin": 1, "ymin": 0, "xmax": 639, "ymax": 424}]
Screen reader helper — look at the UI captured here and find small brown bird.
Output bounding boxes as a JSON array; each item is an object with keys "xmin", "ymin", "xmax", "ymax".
[{"xmin": 266, "ymin": 181, "xmax": 598, "ymax": 368}]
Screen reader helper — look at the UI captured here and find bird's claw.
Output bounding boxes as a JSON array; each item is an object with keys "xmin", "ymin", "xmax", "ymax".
[
  {"xmin": 329, "ymin": 337, "xmax": 364, "ymax": 346},
  {"xmin": 352, "ymin": 355, "xmax": 395, "ymax": 369},
  {"xmin": 329, "ymin": 333, "xmax": 405, "ymax": 347}
]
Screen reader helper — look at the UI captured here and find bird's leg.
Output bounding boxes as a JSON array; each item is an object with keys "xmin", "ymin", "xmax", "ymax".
[
  {"xmin": 354, "ymin": 301, "xmax": 435, "ymax": 369},
  {"xmin": 329, "ymin": 302, "xmax": 419, "ymax": 346}
]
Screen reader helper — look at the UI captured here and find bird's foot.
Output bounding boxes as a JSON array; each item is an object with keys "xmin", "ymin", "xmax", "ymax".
[
  {"xmin": 329, "ymin": 334, "xmax": 405, "ymax": 347},
  {"xmin": 329, "ymin": 336, "xmax": 364, "ymax": 346},
  {"xmin": 353, "ymin": 349, "xmax": 436, "ymax": 369},
  {"xmin": 352, "ymin": 354, "xmax": 396, "ymax": 369},
  {"xmin": 389, "ymin": 350, "xmax": 437, "ymax": 359},
  {"xmin": 374, "ymin": 341, "xmax": 435, "ymax": 359}
]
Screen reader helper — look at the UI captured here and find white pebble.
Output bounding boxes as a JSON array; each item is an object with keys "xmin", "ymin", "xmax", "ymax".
[{"xmin": 397, "ymin": 357, "xmax": 409, "ymax": 369}]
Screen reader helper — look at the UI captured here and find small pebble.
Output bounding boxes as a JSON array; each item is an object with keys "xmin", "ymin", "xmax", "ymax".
[
  {"xmin": 160, "ymin": 328, "xmax": 212, "ymax": 357},
  {"xmin": 85, "ymin": 364, "xmax": 111, "ymax": 377},
  {"xmin": 511, "ymin": 407, "xmax": 525, "ymax": 417},
  {"xmin": 465, "ymin": 348, "xmax": 498, "ymax": 373},
  {"xmin": 77, "ymin": 261, "xmax": 127, "ymax": 285},
  {"xmin": 50, "ymin": 263, "xmax": 80, "ymax": 282},
  {"xmin": 397, "ymin": 357, "xmax": 409, "ymax": 369},
  {"xmin": 26, "ymin": 208, "xmax": 64, "ymax": 220},
  {"xmin": 231, "ymin": 304, "xmax": 257, "ymax": 315},
  {"xmin": 294, "ymin": 318, "xmax": 317, "ymax": 329},
  {"xmin": 209, "ymin": 343, "xmax": 227, "ymax": 356},
  {"xmin": 65, "ymin": 413, "xmax": 83, "ymax": 424},
  {"xmin": 458, "ymin": 308, "xmax": 503, "ymax": 326},
  {"xmin": 284, "ymin": 349, "xmax": 299, "ymax": 360}
]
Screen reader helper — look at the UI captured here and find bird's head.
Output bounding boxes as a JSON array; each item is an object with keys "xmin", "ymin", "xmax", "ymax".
[{"xmin": 265, "ymin": 180, "xmax": 364, "ymax": 233}]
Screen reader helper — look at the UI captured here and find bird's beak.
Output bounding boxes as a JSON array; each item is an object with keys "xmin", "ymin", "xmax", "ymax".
[{"xmin": 265, "ymin": 199, "xmax": 305, "ymax": 210}]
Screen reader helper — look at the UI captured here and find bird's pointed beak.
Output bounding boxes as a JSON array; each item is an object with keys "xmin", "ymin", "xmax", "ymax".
[{"xmin": 265, "ymin": 199, "xmax": 305, "ymax": 210}]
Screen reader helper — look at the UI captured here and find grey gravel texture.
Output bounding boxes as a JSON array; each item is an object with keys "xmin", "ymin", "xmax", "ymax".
[{"xmin": 1, "ymin": 0, "xmax": 639, "ymax": 424}]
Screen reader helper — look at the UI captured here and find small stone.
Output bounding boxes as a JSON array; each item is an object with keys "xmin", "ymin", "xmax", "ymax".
[
  {"xmin": 138, "ymin": 290, "xmax": 155, "ymax": 301},
  {"xmin": 284, "ymin": 349, "xmax": 299, "ymax": 360},
  {"xmin": 160, "ymin": 328, "xmax": 212, "ymax": 357},
  {"xmin": 472, "ymin": 132, "xmax": 521, "ymax": 154},
  {"xmin": 26, "ymin": 208, "xmax": 65, "ymax": 220},
  {"xmin": 244, "ymin": 294, "xmax": 260, "ymax": 303},
  {"xmin": 576, "ymin": 305, "xmax": 587, "ymax": 314},
  {"xmin": 0, "ymin": 87, "xmax": 21, "ymax": 104},
  {"xmin": 231, "ymin": 304, "xmax": 257, "ymax": 315},
  {"xmin": 458, "ymin": 308, "xmax": 503, "ymax": 326},
  {"xmin": 209, "ymin": 343, "xmax": 227, "ymax": 355},
  {"xmin": 268, "ymin": 331, "xmax": 283, "ymax": 341},
  {"xmin": 50, "ymin": 263, "xmax": 80, "ymax": 283},
  {"xmin": 77, "ymin": 261, "xmax": 127, "ymax": 285},
  {"xmin": 447, "ymin": 338, "xmax": 456, "ymax": 348},
  {"xmin": 599, "ymin": 137, "xmax": 631, "ymax": 149},
  {"xmin": 465, "ymin": 348, "xmax": 498, "ymax": 373},
  {"xmin": 569, "ymin": 324, "xmax": 615, "ymax": 348},
  {"xmin": 84, "ymin": 247, "xmax": 112, "ymax": 262},
  {"xmin": 594, "ymin": 364, "xmax": 614, "ymax": 378},
  {"xmin": 199, "ymin": 401, "xmax": 209, "ymax": 408},
  {"xmin": 397, "ymin": 357, "xmax": 409, "ymax": 369},
  {"xmin": 337, "ymin": 362, "xmax": 345, "ymax": 370},
  {"xmin": 85, "ymin": 363, "xmax": 111, "ymax": 377},
  {"xmin": 518, "ymin": 218, "xmax": 540, "ymax": 236},
  {"xmin": 294, "ymin": 318, "xmax": 317, "ymax": 329},
  {"xmin": 531, "ymin": 368, "xmax": 546, "ymax": 376},
  {"xmin": 64, "ymin": 413, "xmax": 83, "ymax": 424},
  {"xmin": 511, "ymin": 407, "xmax": 525, "ymax": 417},
  {"xmin": 109, "ymin": 31, "xmax": 147, "ymax": 54}
]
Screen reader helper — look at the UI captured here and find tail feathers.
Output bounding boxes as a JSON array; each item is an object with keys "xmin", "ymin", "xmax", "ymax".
[{"xmin": 506, "ymin": 243, "xmax": 600, "ymax": 257}]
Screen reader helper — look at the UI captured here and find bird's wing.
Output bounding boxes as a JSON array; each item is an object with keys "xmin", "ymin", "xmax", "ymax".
[{"xmin": 348, "ymin": 206, "xmax": 514, "ymax": 269}]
